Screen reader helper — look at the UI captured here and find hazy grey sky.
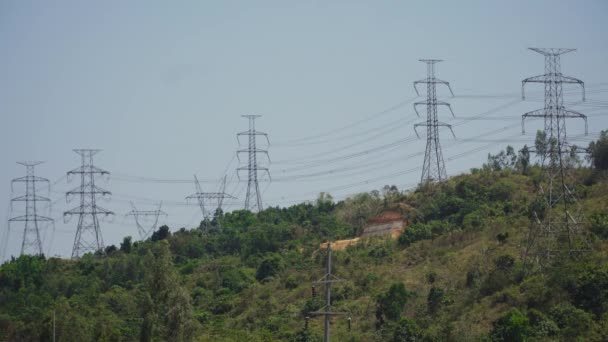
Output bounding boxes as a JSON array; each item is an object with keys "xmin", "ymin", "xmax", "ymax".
[{"xmin": 1, "ymin": 0, "xmax": 607, "ymax": 260}]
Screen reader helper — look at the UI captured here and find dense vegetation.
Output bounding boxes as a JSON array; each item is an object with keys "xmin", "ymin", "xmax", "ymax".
[{"xmin": 1, "ymin": 132, "xmax": 608, "ymax": 341}]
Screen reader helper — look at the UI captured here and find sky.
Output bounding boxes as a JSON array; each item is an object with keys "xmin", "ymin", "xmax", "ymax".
[{"xmin": 1, "ymin": 0, "xmax": 607, "ymax": 260}]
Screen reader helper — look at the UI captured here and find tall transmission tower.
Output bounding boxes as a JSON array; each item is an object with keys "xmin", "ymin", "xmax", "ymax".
[
  {"xmin": 237, "ymin": 115, "xmax": 270, "ymax": 212},
  {"xmin": 125, "ymin": 202, "xmax": 167, "ymax": 240},
  {"xmin": 64, "ymin": 149, "xmax": 114, "ymax": 258},
  {"xmin": 8, "ymin": 162, "xmax": 53, "ymax": 256},
  {"xmin": 186, "ymin": 175, "xmax": 235, "ymax": 231},
  {"xmin": 309, "ymin": 243, "xmax": 351, "ymax": 342},
  {"xmin": 521, "ymin": 48, "xmax": 589, "ymax": 268},
  {"xmin": 413, "ymin": 59, "xmax": 456, "ymax": 184}
]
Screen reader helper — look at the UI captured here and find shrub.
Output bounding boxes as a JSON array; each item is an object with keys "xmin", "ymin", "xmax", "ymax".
[
  {"xmin": 255, "ymin": 253, "xmax": 284, "ymax": 282},
  {"xmin": 427, "ymin": 287, "xmax": 445, "ymax": 314},
  {"xmin": 549, "ymin": 303, "xmax": 600, "ymax": 340},
  {"xmin": 490, "ymin": 308, "xmax": 530, "ymax": 342},
  {"xmin": 393, "ymin": 318, "xmax": 421, "ymax": 342},
  {"xmin": 376, "ymin": 283, "xmax": 413, "ymax": 324},
  {"xmin": 589, "ymin": 212, "xmax": 608, "ymax": 239}
]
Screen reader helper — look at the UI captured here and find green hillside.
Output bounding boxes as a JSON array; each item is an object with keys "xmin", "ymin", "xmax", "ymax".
[{"xmin": 1, "ymin": 137, "xmax": 608, "ymax": 341}]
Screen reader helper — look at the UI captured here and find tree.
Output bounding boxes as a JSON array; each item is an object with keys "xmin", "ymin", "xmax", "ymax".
[
  {"xmin": 486, "ymin": 145, "xmax": 518, "ymax": 171},
  {"xmin": 427, "ymin": 287, "xmax": 445, "ymax": 314},
  {"xmin": 588, "ymin": 130, "xmax": 608, "ymax": 170},
  {"xmin": 120, "ymin": 236, "xmax": 132, "ymax": 253},
  {"xmin": 255, "ymin": 253, "xmax": 284, "ymax": 282},
  {"xmin": 143, "ymin": 241, "xmax": 196, "ymax": 341},
  {"xmin": 151, "ymin": 225, "xmax": 171, "ymax": 241},
  {"xmin": 490, "ymin": 308, "xmax": 530, "ymax": 342},
  {"xmin": 393, "ymin": 318, "xmax": 420, "ymax": 342},
  {"xmin": 376, "ymin": 283, "xmax": 413, "ymax": 326},
  {"xmin": 516, "ymin": 145, "xmax": 530, "ymax": 174}
]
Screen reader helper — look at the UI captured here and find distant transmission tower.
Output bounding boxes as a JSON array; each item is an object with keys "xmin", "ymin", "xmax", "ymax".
[
  {"xmin": 309, "ymin": 242, "xmax": 351, "ymax": 342},
  {"xmin": 126, "ymin": 202, "xmax": 167, "ymax": 240},
  {"xmin": 521, "ymin": 48, "xmax": 589, "ymax": 268},
  {"xmin": 64, "ymin": 149, "xmax": 114, "ymax": 258},
  {"xmin": 413, "ymin": 59, "xmax": 456, "ymax": 184},
  {"xmin": 186, "ymin": 175, "xmax": 235, "ymax": 231},
  {"xmin": 237, "ymin": 115, "xmax": 270, "ymax": 212},
  {"xmin": 8, "ymin": 162, "xmax": 53, "ymax": 256}
]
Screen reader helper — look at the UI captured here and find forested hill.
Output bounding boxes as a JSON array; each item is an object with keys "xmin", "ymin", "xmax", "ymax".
[{"xmin": 1, "ymin": 136, "xmax": 608, "ymax": 341}]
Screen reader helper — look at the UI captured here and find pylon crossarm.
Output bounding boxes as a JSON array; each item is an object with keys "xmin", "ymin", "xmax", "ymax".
[
  {"xmin": 521, "ymin": 75, "xmax": 547, "ymax": 99},
  {"xmin": 521, "ymin": 108, "xmax": 546, "ymax": 133},
  {"xmin": 9, "ymin": 214, "xmax": 53, "ymax": 222},
  {"xmin": 561, "ymin": 109, "xmax": 588, "ymax": 134},
  {"xmin": 556, "ymin": 76, "xmax": 585, "ymax": 101},
  {"xmin": 413, "ymin": 81, "xmax": 425, "ymax": 96},
  {"xmin": 529, "ymin": 47, "xmax": 576, "ymax": 56},
  {"xmin": 237, "ymin": 131, "xmax": 270, "ymax": 144},
  {"xmin": 413, "ymin": 124, "xmax": 425, "ymax": 138},
  {"xmin": 437, "ymin": 122, "xmax": 456, "ymax": 138},
  {"xmin": 437, "ymin": 102, "xmax": 455, "ymax": 117},
  {"xmin": 10, "ymin": 195, "xmax": 50, "ymax": 202},
  {"xmin": 66, "ymin": 184, "xmax": 111, "ymax": 196},
  {"xmin": 433, "ymin": 79, "xmax": 454, "ymax": 96},
  {"xmin": 10, "ymin": 176, "xmax": 49, "ymax": 183},
  {"xmin": 67, "ymin": 165, "xmax": 109, "ymax": 175},
  {"xmin": 237, "ymin": 149, "xmax": 269, "ymax": 160},
  {"xmin": 413, "ymin": 102, "xmax": 426, "ymax": 117}
]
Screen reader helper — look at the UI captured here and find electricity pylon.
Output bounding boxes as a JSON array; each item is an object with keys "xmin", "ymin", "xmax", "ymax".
[
  {"xmin": 125, "ymin": 202, "xmax": 167, "ymax": 240},
  {"xmin": 237, "ymin": 115, "xmax": 270, "ymax": 212},
  {"xmin": 521, "ymin": 48, "xmax": 589, "ymax": 269},
  {"xmin": 186, "ymin": 175, "xmax": 235, "ymax": 231},
  {"xmin": 413, "ymin": 59, "xmax": 456, "ymax": 184},
  {"xmin": 64, "ymin": 149, "xmax": 114, "ymax": 258},
  {"xmin": 309, "ymin": 242, "xmax": 351, "ymax": 342},
  {"xmin": 8, "ymin": 162, "xmax": 53, "ymax": 256}
]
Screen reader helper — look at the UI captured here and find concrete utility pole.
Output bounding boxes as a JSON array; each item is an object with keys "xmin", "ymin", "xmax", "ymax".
[{"xmin": 309, "ymin": 243, "xmax": 351, "ymax": 342}]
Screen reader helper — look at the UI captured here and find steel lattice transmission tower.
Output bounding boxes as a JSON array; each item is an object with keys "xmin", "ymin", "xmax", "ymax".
[
  {"xmin": 186, "ymin": 175, "xmax": 235, "ymax": 231},
  {"xmin": 308, "ymin": 243, "xmax": 351, "ymax": 342},
  {"xmin": 237, "ymin": 115, "xmax": 270, "ymax": 212},
  {"xmin": 126, "ymin": 202, "xmax": 167, "ymax": 240},
  {"xmin": 521, "ymin": 48, "xmax": 589, "ymax": 268},
  {"xmin": 413, "ymin": 59, "xmax": 456, "ymax": 184},
  {"xmin": 8, "ymin": 162, "xmax": 53, "ymax": 256},
  {"xmin": 64, "ymin": 149, "xmax": 114, "ymax": 258}
]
